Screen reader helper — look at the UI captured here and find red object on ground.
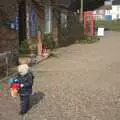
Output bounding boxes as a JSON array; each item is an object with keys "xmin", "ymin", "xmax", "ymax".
[
  {"xmin": 83, "ymin": 11, "xmax": 94, "ymax": 36},
  {"xmin": 41, "ymin": 45, "xmax": 48, "ymax": 56}
]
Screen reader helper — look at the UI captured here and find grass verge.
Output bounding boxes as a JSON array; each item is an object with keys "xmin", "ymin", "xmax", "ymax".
[{"xmin": 95, "ymin": 20, "xmax": 120, "ymax": 32}]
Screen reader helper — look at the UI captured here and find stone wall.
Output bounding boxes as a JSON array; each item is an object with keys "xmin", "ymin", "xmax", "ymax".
[
  {"xmin": 0, "ymin": 27, "xmax": 18, "ymax": 66},
  {"xmin": 0, "ymin": 27, "xmax": 18, "ymax": 52},
  {"xmin": 0, "ymin": 1, "xmax": 18, "ymax": 67}
]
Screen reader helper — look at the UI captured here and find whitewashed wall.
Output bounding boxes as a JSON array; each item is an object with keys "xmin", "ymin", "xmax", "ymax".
[{"xmin": 112, "ymin": 5, "xmax": 120, "ymax": 20}]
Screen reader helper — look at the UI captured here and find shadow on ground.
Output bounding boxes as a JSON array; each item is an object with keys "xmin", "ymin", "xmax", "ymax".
[
  {"xmin": 29, "ymin": 91, "xmax": 45, "ymax": 110},
  {"xmin": 48, "ymin": 53, "xmax": 59, "ymax": 58}
]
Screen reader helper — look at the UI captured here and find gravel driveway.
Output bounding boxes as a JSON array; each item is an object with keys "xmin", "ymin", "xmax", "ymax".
[{"xmin": 1, "ymin": 31, "xmax": 120, "ymax": 120}]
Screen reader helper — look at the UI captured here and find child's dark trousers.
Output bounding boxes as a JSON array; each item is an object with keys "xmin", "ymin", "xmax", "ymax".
[{"xmin": 20, "ymin": 95, "xmax": 30, "ymax": 113}]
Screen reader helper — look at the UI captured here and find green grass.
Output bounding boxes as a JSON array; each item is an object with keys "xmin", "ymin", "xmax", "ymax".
[{"xmin": 95, "ymin": 20, "xmax": 120, "ymax": 32}]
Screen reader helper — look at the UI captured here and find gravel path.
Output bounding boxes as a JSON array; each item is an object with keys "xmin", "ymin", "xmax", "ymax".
[{"xmin": 1, "ymin": 31, "xmax": 120, "ymax": 120}]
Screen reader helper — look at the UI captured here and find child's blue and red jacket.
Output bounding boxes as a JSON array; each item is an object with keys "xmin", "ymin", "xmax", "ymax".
[{"xmin": 10, "ymin": 72, "xmax": 34, "ymax": 96}]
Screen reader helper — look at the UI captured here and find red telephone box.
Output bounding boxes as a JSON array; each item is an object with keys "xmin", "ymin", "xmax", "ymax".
[{"xmin": 83, "ymin": 11, "xmax": 94, "ymax": 36}]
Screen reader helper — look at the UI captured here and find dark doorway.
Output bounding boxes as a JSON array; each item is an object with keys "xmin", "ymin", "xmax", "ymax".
[{"xmin": 18, "ymin": 0, "xmax": 26, "ymax": 45}]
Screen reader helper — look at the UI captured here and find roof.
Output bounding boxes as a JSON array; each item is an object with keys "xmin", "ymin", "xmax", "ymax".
[
  {"xmin": 34, "ymin": 0, "xmax": 72, "ymax": 8},
  {"xmin": 55, "ymin": 0, "xmax": 72, "ymax": 7},
  {"xmin": 97, "ymin": 5, "xmax": 112, "ymax": 10},
  {"xmin": 34, "ymin": 0, "xmax": 73, "ymax": 12},
  {"xmin": 112, "ymin": 0, "xmax": 120, "ymax": 5},
  {"xmin": 33, "ymin": 0, "xmax": 107, "ymax": 11}
]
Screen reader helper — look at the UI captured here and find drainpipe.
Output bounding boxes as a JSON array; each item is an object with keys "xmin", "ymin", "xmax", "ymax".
[
  {"xmin": 26, "ymin": 0, "xmax": 30, "ymax": 40},
  {"xmin": 18, "ymin": 0, "xmax": 27, "ymax": 43},
  {"xmin": 44, "ymin": 5, "xmax": 52, "ymax": 33},
  {"xmin": 80, "ymin": 0, "xmax": 83, "ymax": 22}
]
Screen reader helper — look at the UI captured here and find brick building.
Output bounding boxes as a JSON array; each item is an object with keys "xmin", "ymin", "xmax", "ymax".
[{"xmin": 0, "ymin": 0, "xmax": 18, "ymax": 66}]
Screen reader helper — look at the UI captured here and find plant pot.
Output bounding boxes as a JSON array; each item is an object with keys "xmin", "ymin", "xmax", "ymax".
[{"xmin": 18, "ymin": 55, "xmax": 31, "ymax": 65}]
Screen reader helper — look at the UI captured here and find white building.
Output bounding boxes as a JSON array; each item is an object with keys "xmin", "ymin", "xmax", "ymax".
[
  {"xmin": 93, "ymin": 0, "xmax": 120, "ymax": 21},
  {"xmin": 112, "ymin": 0, "xmax": 120, "ymax": 20},
  {"xmin": 93, "ymin": 5, "xmax": 112, "ymax": 21}
]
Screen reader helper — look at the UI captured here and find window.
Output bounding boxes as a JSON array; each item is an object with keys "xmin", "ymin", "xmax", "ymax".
[{"xmin": 106, "ymin": 10, "xmax": 110, "ymax": 14}]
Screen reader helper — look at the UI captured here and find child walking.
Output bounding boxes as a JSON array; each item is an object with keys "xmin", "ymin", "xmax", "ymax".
[{"xmin": 10, "ymin": 64, "xmax": 34, "ymax": 115}]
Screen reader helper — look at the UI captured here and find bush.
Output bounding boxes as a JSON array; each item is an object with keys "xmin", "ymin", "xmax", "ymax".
[
  {"xmin": 19, "ymin": 40, "xmax": 30, "ymax": 56},
  {"xmin": 75, "ymin": 35, "xmax": 100, "ymax": 44},
  {"xmin": 19, "ymin": 39, "xmax": 37, "ymax": 56},
  {"xmin": 43, "ymin": 33, "xmax": 56, "ymax": 50}
]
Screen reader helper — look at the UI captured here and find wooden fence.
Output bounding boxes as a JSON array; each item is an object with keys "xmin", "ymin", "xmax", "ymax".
[{"xmin": 0, "ymin": 51, "xmax": 13, "ymax": 77}]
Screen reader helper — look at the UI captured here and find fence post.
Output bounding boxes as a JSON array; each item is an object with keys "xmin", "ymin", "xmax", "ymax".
[{"xmin": 5, "ymin": 53, "xmax": 8, "ymax": 77}]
